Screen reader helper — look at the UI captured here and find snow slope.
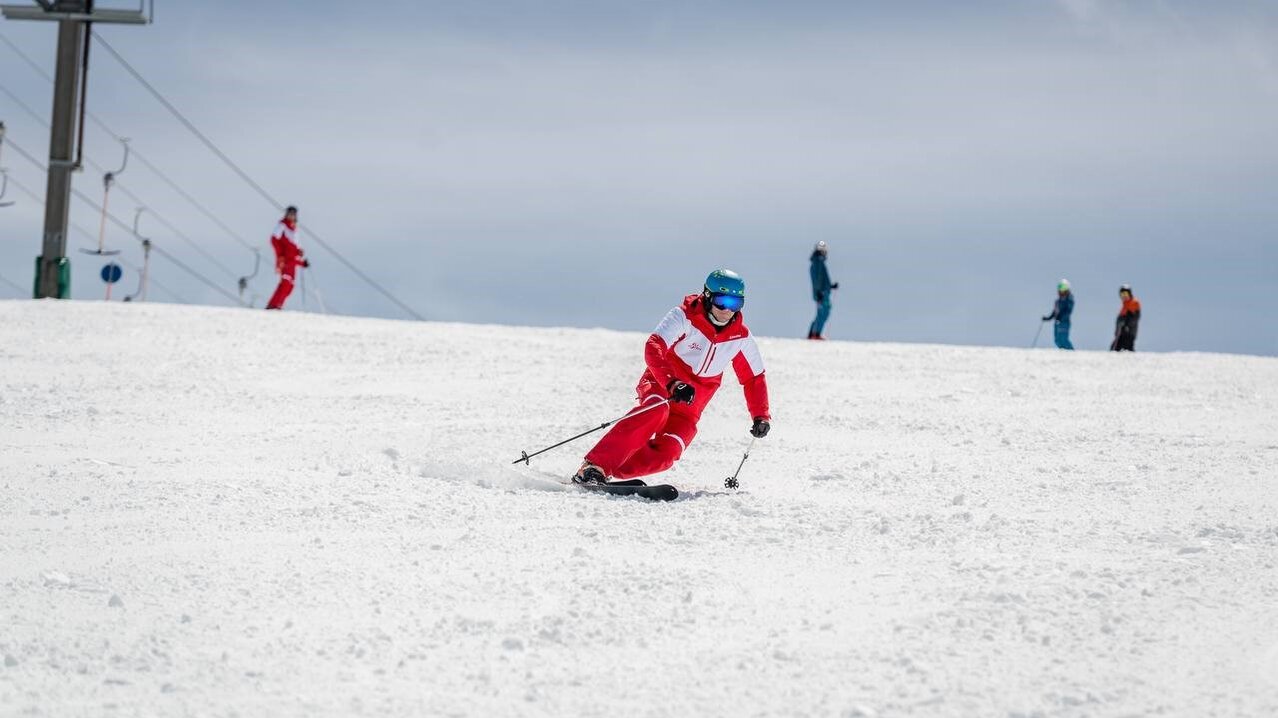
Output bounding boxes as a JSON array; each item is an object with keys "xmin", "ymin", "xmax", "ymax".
[{"xmin": 1, "ymin": 300, "xmax": 1276, "ymax": 717}]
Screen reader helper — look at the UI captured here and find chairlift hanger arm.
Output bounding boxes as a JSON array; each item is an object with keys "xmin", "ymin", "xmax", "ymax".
[
  {"xmin": 237, "ymin": 251, "xmax": 260, "ymax": 296},
  {"xmin": 131, "ymin": 205, "xmax": 148, "ymax": 238},
  {"xmin": 0, "ymin": 169, "xmax": 13, "ymax": 207},
  {"xmin": 103, "ymin": 137, "xmax": 129, "ymax": 187},
  {"xmin": 0, "ymin": 124, "xmax": 11, "ymax": 206},
  {"xmin": 123, "ymin": 236, "xmax": 151, "ymax": 302}
]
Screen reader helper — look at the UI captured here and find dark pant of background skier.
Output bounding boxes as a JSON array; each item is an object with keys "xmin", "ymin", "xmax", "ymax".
[
  {"xmin": 1112, "ymin": 330, "xmax": 1136, "ymax": 352},
  {"xmin": 1054, "ymin": 321, "xmax": 1073, "ymax": 350},
  {"xmin": 809, "ymin": 296, "xmax": 831, "ymax": 339}
]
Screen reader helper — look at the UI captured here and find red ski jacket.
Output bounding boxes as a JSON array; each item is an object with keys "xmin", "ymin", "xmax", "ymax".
[
  {"xmin": 269, "ymin": 218, "xmax": 304, "ymax": 272},
  {"xmin": 638, "ymin": 294, "xmax": 770, "ymax": 421}
]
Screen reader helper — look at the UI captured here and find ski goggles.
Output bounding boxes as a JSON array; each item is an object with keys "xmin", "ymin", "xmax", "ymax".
[{"xmin": 709, "ymin": 293, "xmax": 744, "ymax": 312}]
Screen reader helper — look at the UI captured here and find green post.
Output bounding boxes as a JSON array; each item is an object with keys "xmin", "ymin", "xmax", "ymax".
[{"xmin": 34, "ymin": 256, "xmax": 70, "ymax": 299}]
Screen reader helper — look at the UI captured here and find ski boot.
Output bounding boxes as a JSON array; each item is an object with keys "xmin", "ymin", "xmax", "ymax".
[{"xmin": 571, "ymin": 463, "xmax": 607, "ymax": 485}]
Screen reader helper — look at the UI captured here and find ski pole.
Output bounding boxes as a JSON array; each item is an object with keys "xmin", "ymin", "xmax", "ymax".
[
  {"xmin": 724, "ymin": 437, "xmax": 757, "ymax": 490},
  {"xmin": 306, "ymin": 265, "xmax": 329, "ymax": 314},
  {"xmin": 512, "ymin": 398, "xmax": 671, "ymax": 465},
  {"xmin": 1031, "ymin": 320, "xmax": 1046, "ymax": 349}
]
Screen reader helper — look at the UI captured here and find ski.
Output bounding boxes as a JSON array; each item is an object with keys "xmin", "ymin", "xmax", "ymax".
[{"xmin": 580, "ymin": 480, "xmax": 679, "ymax": 502}]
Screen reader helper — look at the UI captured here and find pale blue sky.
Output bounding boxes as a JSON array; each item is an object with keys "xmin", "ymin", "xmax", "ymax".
[{"xmin": 1, "ymin": 1, "xmax": 1275, "ymax": 354}]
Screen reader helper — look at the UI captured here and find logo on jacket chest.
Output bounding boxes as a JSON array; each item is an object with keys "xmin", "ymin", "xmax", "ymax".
[{"xmin": 687, "ymin": 341, "xmax": 704, "ymax": 351}]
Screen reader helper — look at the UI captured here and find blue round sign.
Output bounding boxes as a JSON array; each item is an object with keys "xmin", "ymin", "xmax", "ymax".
[{"xmin": 100, "ymin": 263, "xmax": 123, "ymax": 284}]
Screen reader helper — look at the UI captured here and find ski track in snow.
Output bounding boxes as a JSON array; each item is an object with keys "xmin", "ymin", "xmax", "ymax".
[{"xmin": 1, "ymin": 300, "xmax": 1277, "ymax": 717}]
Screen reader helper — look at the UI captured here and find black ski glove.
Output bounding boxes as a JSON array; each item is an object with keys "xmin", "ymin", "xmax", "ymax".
[
  {"xmin": 831, "ymin": 282, "xmax": 839, "ymax": 290},
  {"xmin": 1042, "ymin": 315, "xmax": 1051, "ymax": 321},
  {"xmin": 750, "ymin": 417, "xmax": 770, "ymax": 438},
  {"xmin": 667, "ymin": 381, "xmax": 696, "ymax": 405}
]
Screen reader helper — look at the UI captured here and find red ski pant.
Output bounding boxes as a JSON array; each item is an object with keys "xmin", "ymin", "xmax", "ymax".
[
  {"xmin": 266, "ymin": 267, "xmax": 297, "ymax": 310},
  {"xmin": 585, "ymin": 395, "xmax": 699, "ymax": 480}
]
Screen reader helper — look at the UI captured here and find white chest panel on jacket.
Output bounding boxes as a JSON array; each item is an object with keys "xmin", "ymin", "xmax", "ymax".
[
  {"xmin": 672, "ymin": 330, "xmax": 746, "ymax": 378},
  {"xmin": 652, "ymin": 304, "xmax": 763, "ymax": 380}
]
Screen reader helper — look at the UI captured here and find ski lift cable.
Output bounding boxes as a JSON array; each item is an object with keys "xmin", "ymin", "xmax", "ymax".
[
  {"xmin": 0, "ymin": 80, "xmax": 49, "ymax": 127},
  {"xmin": 80, "ymin": 193, "xmax": 243, "ymax": 306},
  {"xmin": 126, "ymin": 146, "xmax": 259, "ymax": 253},
  {"xmin": 90, "ymin": 31, "xmax": 427, "ymax": 321},
  {"xmin": 74, "ymin": 220, "xmax": 184, "ymax": 304},
  {"xmin": 73, "ymin": 92, "xmax": 264, "ymax": 256},
  {"xmin": 3, "ymin": 169, "xmax": 192, "ymax": 304},
  {"xmin": 2, "ymin": 78, "xmax": 243, "ymax": 279},
  {"xmin": 3, "ymin": 130, "xmax": 243, "ymax": 282},
  {"xmin": 106, "ymin": 249, "xmax": 185, "ymax": 304},
  {"xmin": 79, "ymin": 149, "xmax": 243, "ymax": 281},
  {"xmin": 80, "ymin": 119, "xmax": 265, "ymax": 286},
  {"xmin": 6, "ymin": 31, "xmax": 418, "ymax": 319},
  {"xmin": 5, "ymin": 30, "xmax": 413, "ymax": 319},
  {"xmin": 4, "ymin": 136, "xmax": 243, "ymax": 306},
  {"xmin": 67, "ymin": 180, "xmax": 243, "ymax": 306},
  {"xmin": 0, "ymin": 32, "xmax": 52, "ymax": 83},
  {"xmin": 4, "ymin": 129, "xmax": 232, "ymax": 286},
  {"xmin": 0, "ymin": 54, "xmax": 261, "ymax": 264},
  {"xmin": 0, "ymin": 271, "xmax": 25, "ymax": 297},
  {"xmin": 107, "ymin": 179, "xmax": 242, "ymax": 280}
]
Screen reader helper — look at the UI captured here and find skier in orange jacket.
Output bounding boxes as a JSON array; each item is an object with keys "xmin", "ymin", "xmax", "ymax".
[{"xmin": 1110, "ymin": 284, "xmax": 1141, "ymax": 351}]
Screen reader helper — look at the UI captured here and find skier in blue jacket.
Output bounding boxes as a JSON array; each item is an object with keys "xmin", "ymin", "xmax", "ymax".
[
  {"xmin": 808, "ymin": 241, "xmax": 838, "ymax": 340},
  {"xmin": 1042, "ymin": 279, "xmax": 1074, "ymax": 350}
]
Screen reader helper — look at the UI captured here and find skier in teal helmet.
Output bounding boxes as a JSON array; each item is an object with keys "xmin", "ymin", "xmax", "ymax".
[
  {"xmin": 1042, "ymin": 279, "xmax": 1075, "ymax": 350},
  {"xmin": 573, "ymin": 269, "xmax": 772, "ymax": 484}
]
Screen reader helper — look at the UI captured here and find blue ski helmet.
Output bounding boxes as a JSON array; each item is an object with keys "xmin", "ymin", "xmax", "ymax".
[{"xmin": 704, "ymin": 269, "xmax": 745, "ymax": 298}]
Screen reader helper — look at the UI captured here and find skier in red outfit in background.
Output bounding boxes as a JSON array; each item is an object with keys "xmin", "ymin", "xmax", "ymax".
[
  {"xmin": 573, "ymin": 269, "xmax": 772, "ymax": 485},
  {"xmin": 265, "ymin": 206, "xmax": 308, "ymax": 310}
]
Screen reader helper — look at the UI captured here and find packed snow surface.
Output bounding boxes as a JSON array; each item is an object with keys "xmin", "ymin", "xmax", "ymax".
[{"xmin": 2, "ymin": 300, "xmax": 1277, "ymax": 717}]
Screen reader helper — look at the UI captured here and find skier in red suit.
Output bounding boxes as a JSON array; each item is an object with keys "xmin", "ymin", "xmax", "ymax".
[
  {"xmin": 574, "ymin": 269, "xmax": 771, "ymax": 484},
  {"xmin": 265, "ymin": 206, "xmax": 308, "ymax": 310}
]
